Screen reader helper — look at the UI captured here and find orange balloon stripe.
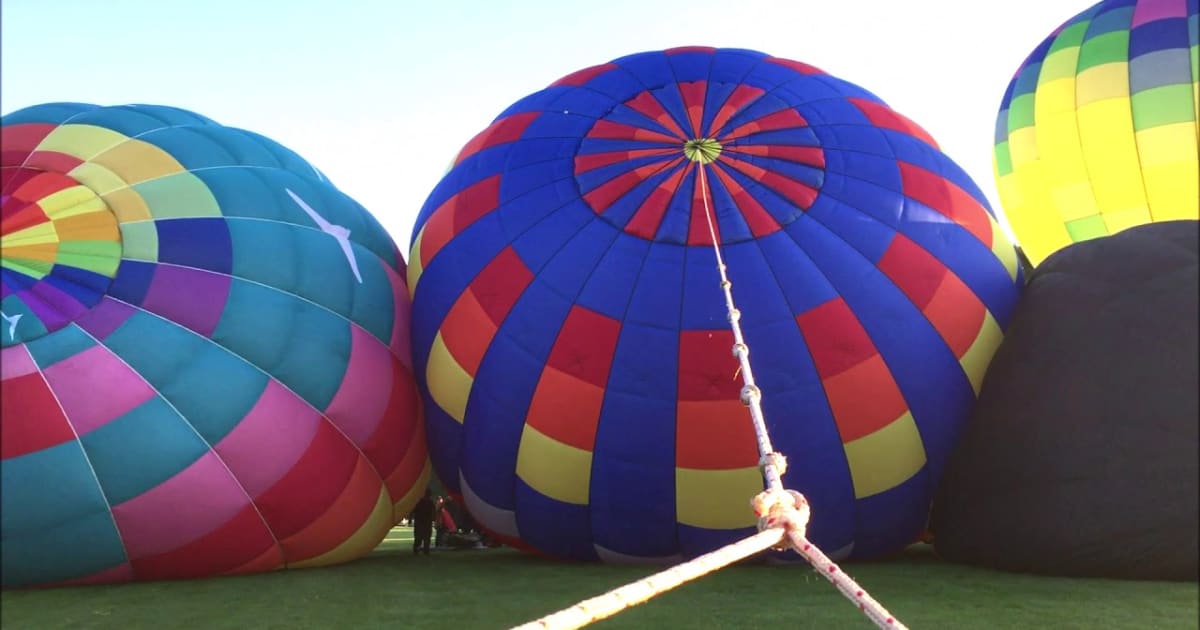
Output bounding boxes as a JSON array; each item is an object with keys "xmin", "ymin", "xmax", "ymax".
[
  {"xmin": 584, "ymin": 120, "xmax": 680, "ymax": 146},
  {"xmin": 439, "ymin": 290, "xmax": 496, "ymax": 376},
  {"xmin": 52, "ymin": 211, "xmax": 120, "ymax": 241},
  {"xmin": 720, "ymin": 108, "xmax": 809, "ymax": 142},
  {"xmin": 877, "ymin": 234, "xmax": 950, "ymax": 311},
  {"xmin": 686, "ymin": 164, "xmax": 720, "ymax": 245},
  {"xmin": 723, "ymin": 144, "xmax": 826, "ymax": 168},
  {"xmin": 419, "ymin": 175, "xmax": 501, "ymax": 270},
  {"xmin": 1, "ymin": 242, "xmax": 58, "ymax": 264},
  {"xmin": 709, "ymin": 164, "xmax": 783, "ymax": 237},
  {"xmin": 625, "ymin": 91, "xmax": 688, "ymax": 139},
  {"xmin": 277, "ymin": 457, "xmax": 383, "ymax": 563},
  {"xmin": 677, "ymin": 80, "xmax": 707, "ymax": 137},
  {"xmin": 708, "ymin": 84, "xmax": 766, "ymax": 136},
  {"xmin": 922, "ymin": 274, "xmax": 987, "ymax": 360},
  {"xmin": 584, "ymin": 160, "xmax": 678, "ymax": 215},
  {"xmin": 439, "ymin": 246, "xmax": 533, "ymax": 378},
  {"xmin": 623, "ymin": 158, "xmax": 687, "ymax": 239},
  {"xmin": 821, "ymin": 355, "xmax": 909, "ymax": 443},
  {"xmin": 719, "ymin": 154, "xmax": 818, "ymax": 210},
  {"xmin": 525, "ymin": 366, "xmax": 605, "ymax": 452},
  {"xmin": 574, "ymin": 147, "xmax": 678, "ymax": 174}
]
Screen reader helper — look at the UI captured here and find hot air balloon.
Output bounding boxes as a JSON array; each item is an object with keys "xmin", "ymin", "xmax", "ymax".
[
  {"xmin": 0, "ymin": 103, "xmax": 427, "ymax": 587},
  {"xmin": 409, "ymin": 47, "xmax": 1023, "ymax": 563},
  {"xmin": 932, "ymin": 220, "xmax": 1199, "ymax": 581},
  {"xmin": 993, "ymin": 0, "xmax": 1200, "ymax": 266}
]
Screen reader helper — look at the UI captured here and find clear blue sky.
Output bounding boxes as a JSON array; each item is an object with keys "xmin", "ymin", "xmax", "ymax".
[{"xmin": 1, "ymin": 0, "xmax": 1084, "ymax": 252}]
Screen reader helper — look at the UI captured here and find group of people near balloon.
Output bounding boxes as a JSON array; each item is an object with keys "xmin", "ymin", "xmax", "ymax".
[{"xmin": 406, "ymin": 491, "xmax": 489, "ymax": 554}]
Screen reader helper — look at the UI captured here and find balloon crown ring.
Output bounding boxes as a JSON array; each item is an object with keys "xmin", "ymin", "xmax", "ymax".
[{"xmin": 683, "ymin": 138, "xmax": 722, "ymax": 164}]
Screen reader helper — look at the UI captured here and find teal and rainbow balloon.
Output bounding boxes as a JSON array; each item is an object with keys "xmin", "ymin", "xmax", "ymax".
[
  {"xmin": 994, "ymin": 0, "xmax": 1199, "ymax": 266},
  {"xmin": 1, "ymin": 103, "xmax": 427, "ymax": 587}
]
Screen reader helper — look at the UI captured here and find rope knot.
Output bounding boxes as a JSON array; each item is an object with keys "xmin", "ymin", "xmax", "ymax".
[
  {"xmin": 739, "ymin": 385, "xmax": 761, "ymax": 406},
  {"xmin": 751, "ymin": 489, "xmax": 811, "ymax": 547},
  {"xmin": 758, "ymin": 452, "xmax": 787, "ymax": 477}
]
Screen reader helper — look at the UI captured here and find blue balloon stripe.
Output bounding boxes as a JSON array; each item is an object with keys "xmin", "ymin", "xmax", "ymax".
[
  {"xmin": 515, "ymin": 481, "xmax": 598, "ymax": 560},
  {"xmin": 409, "ymin": 47, "xmax": 1023, "ymax": 563}
]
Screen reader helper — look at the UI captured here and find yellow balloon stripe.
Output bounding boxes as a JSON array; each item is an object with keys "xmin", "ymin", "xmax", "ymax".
[
  {"xmin": 959, "ymin": 311, "xmax": 1004, "ymax": 395},
  {"xmin": 35, "ymin": 124, "xmax": 127, "ymax": 161},
  {"xmin": 843, "ymin": 411, "xmax": 926, "ymax": 499},
  {"xmin": 39, "ymin": 186, "xmax": 106, "ymax": 220},
  {"xmin": 675, "ymin": 466, "xmax": 760, "ymax": 529},
  {"xmin": 69, "ymin": 161, "xmax": 134, "ymax": 198},
  {"xmin": 1136, "ymin": 118, "xmax": 1198, "ymax": 223},
  {"xmin": 407, "ymin": 227, "xmax": 426, "ymax": 297},
  {"xmin": 101, "ymin": 187, "xmax": 154, "ymax": 223},
  {"xmin": 993, "ymin": 3, "xmax": 1200, "ymax": 266},
  {"xmin": 288, "ymin": 486, "xmax": 394, "ymax": 569},
  {"xmin": 2, "ymin": 222, "xmax": 59, "ymax": 247},
  {"xmin": 1077, "ymin": 97, "xmax": 1148, "ymax": 217},
  {"xmin": 515, "ymin": 423, "xmax": 591, "ymax": 505},
  {"xmin": 425, "ymin": 332, "xmax": 472, "ymax": 423}
]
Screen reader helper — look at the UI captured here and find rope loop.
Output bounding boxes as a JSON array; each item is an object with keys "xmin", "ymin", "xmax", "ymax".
[
  {"xmin": 751, "ymin": 489, "xmax": 811, "ymax": 548},
  {"xmin": 739, "ymin": 384, "xmax": 761, "ymax": 406},
  {"xmin": 758, "ymin": 451, "xmax": 787, "ymax": 477}
]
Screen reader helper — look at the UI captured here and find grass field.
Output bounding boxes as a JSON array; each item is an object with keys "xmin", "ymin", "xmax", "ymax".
[{"xmin": 2, "ymin": 527, "xmax": 1196, "ymax": 629}]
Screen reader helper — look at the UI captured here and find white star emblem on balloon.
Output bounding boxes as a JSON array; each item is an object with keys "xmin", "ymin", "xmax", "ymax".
[
  {"xmin": 285, "ymin": 188, "xmax": 363, "ymax": 284},
  {"xmin": 1, "ymin": 311, "xmax": 22, "ymax": 340}
]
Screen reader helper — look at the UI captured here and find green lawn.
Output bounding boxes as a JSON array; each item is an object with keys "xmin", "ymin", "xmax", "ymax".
[{"xmin": 2, "ymin": 527, "xmax": 1196, "ymax": 629}]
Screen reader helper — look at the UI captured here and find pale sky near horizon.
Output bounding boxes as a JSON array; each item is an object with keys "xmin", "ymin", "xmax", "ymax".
[{"xmin": 1, "ymin": 0, "xmax": 1087, "ymax": 254}]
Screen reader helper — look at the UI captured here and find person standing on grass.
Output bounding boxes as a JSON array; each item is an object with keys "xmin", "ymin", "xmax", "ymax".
[{"xmin": 411, "ymin": 489, "xmax": 435, "ymax": 555}]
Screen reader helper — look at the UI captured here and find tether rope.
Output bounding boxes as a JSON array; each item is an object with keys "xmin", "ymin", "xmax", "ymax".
[{"xmin": 511, "ymin": 156, "xmax": 907, "ymax": 630}]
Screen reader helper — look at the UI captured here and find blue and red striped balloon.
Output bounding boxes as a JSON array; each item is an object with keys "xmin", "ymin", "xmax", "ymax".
[{"xmin": 409, "ymin": 47, "xmax": 1023, "ymax": 562}]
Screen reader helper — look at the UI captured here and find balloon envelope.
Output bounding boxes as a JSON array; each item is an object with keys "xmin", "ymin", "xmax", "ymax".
[
  {"xmin": 993, "ymin": 0, "xmax": 1200, "ymax": 266},
  {"xmin": 932, "ymin": 220, "xmax": 1199, "ymax": 581},
  {"xmin": 1, "ymin": 103, "xmax": 427, "ymax": 587},
  {"xmin": 410, "ymin": 47, "xmax": 1023, "ymax": 563}
]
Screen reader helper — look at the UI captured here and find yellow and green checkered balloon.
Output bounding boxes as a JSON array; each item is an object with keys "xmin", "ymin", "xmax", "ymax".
[{"xmin": 994, "ymin": 0, "xmax": 1199, "ymax": 266}]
